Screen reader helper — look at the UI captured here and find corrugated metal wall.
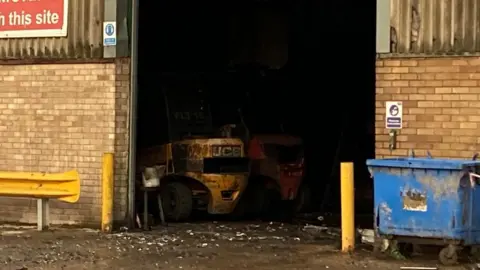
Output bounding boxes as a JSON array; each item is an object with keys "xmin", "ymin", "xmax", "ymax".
[
  {"xmin": 390, "ymin": 0, "xmax": 480, "ymax": 55},
  {"xmin": 0, "ymin": 0, "xmax": 104, "ymax": 60}
]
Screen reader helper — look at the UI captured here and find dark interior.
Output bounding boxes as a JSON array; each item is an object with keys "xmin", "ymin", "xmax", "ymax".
[{"xmin": 136, "ymin": 0, "xmax": 376, "ymax": 221}]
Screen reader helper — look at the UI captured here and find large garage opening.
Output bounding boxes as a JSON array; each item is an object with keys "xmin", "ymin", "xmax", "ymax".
[{"xmin": 135, "ymin": 0, "xmax": 376, "ymax": 227}]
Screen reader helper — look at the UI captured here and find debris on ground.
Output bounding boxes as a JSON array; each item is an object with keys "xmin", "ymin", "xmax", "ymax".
[
  {"xmin": 301, "ymin": 224, "xmax": 375, "ymax": 244},
  {"xmin": 0, "ymin": 222, "xmax": 464, "ymax": 269}
]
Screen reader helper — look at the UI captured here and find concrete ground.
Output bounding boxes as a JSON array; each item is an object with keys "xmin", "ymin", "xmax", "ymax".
[{"xmin": 0, "ymin": 222, "xmax": 474, "ymax": 270}]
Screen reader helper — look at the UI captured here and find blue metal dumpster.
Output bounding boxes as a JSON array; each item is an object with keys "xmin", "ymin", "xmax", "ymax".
[{"xmin": 367, "ymin": 157, "xmax": 480, "ymax": 265}]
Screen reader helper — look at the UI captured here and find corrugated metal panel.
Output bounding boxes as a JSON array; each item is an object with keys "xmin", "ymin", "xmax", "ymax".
[
  {"xmin": 377, "ymin": 0, "xmax": 391, "ymax": 53},
  {"xmin": 0, "ymin": 0, "xmax": 104, "ymax": 60},
  {"xmin": 389, "ymin": 0, "xmax": 480, "ymax": 55}
]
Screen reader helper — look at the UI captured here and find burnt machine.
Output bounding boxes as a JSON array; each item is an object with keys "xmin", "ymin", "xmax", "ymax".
[
  {"xmin": 136, "ymin": 76, "xmax": 250, "ymax": 222},
  {"xmin": 239, "ymin": 133, "xmax": 309, "ymax": 219},
  {"xmin": 226, "ymin": 65, "xmax": 310, "ymax": 219}
]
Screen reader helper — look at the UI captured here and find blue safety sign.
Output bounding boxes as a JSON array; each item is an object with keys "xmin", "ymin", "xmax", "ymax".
[
  {"xmin": 385, "ymin": 101, "xmax": 403, "ymax": 129},
  {"xmin": 105, "ymin": 24, "xmax": 114, "ymax": 36}
]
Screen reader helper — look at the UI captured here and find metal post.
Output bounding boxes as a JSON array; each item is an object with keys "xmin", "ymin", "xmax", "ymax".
[
  {"xmin": 103, "ymin": 0, "xmax": 118, "ymax": 58},
  {"xmin": 157, "ymin": 193, "xmax": 166, "ymax": 226},
  {"xmin": 37, "ymin": 198, "xmax": 49, "ymax": 231},
  {"xmin": 341, "ymin": 162, "xmax": 355, "ymax": 252},
  {"xmin": 376, "ymin": 0, "xmax": 391, "ymax": 53},
  {"xmin": 101, "ymin": 153, "xmax": 114, "ymax": 233},
  {"xmin": 127, "ymin": 0, "xmax": 140, "ymax": 228},
  {"xmin": 143, "ymin": 191, "xmax": 149, "ymax": 230}
]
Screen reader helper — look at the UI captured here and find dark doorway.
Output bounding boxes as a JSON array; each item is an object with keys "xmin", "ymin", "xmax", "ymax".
[{"xmin": 135, "ymin": 0, "xmax": 376, "ymax": 225}]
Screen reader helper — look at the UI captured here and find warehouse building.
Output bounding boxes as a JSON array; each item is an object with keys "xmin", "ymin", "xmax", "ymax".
[
  {"xmin": 0, "ymin": 0, "xmax": 131, "ymax": 225},
  {"xmin": 0, "ymin": 0, "xmax": 377, "ymax": 226},
  {"xmin": 376, "ymin": 0, "xmax": 480, "ymax": 160}
]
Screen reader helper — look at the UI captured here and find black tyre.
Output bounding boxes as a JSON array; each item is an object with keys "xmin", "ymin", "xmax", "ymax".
[
  {"xmin": 398, "ymin": 243, "xmax": 414, "ymax": 258},
  {"xmin": 274, "ymin": 200, "xmax": 296, "ymax": 222},
  {"xmin": 470, "ymin": 246, "xmax": 480, "ymax": 260},
  {"xmin": 253, "ymin": 184, "xmax": 277, "ymax": 219},
  {"xmin": 294, "ymin": 184, "xmax": 311, "ymax": 213},
  {"xmin": 229, "ymin": 196, "xmax": 247, "ymax": 221},
  {"xmin": 372, "ymin": 235, "xmax": 383, "ymax": 255},
  {"xmin": 242, "ymin": 177, "xmax": 269, "ymax": 218},
  {"xmin": 439, "ymin": 246, "xmax": 458, "ymax": 266},
  {"xmin": 161, "ymin": 182, "xmax": 193, "ymax": 222}
]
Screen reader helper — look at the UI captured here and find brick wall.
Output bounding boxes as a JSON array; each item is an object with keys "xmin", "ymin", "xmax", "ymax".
[
  {"xmin": 0, "ymin": 59, "xmax": 130, "ymax": 226},
  {"xmin": 376, "ymin": 57, "xmax": 480, "ymax": 159}
]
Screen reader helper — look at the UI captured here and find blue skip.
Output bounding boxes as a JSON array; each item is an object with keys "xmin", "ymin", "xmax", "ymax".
[{"xmin": 367, "ymin": 153, "xmax": 480, "ymax": 265}]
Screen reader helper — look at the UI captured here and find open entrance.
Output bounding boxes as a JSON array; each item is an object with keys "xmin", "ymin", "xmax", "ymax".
[{"xmin": 134, "ymin": 0, "xmax": 376, "ymax": 227}]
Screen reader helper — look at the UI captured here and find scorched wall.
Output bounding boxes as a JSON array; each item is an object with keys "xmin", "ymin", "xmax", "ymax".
[
  {"xmin": 0, "ymin": 59, "xmax": 130, "ymax": 226},
  {"xmin": 376, "ymin": 57, "xmax": 480, "ymax": 159}
]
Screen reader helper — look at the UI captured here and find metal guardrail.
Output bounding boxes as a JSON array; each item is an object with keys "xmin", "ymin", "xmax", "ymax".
[{"xmin": 0, "ymin": 170, "xmax": 80, "ymax": 231}]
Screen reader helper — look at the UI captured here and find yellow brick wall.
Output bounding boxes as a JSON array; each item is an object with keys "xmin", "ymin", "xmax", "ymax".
[
  {"xmin": 376, "ymin": 57, "xmax": 480, "ymax": 159},
  {"xmin": 0, "ymin": 59, "xmax": 130, "ymax": 226}
]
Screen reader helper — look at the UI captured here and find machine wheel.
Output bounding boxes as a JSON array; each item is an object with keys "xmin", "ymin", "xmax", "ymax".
[
  {"xmin": 243, "ymin": 177, "xmax": 270, "ymax": 218},
  {"xmin": 274, "ymin": 200, "xmax": 296, "ymax": 222},
  {"xmin": 372, "ymin": 237, "xmax": 382, "ymax": 255},
  {"xmin": 470, "ymin": 246, "xmax": 480, "ymax": 260},
  {"xmin": 372, "ymin": 233, "xmax": 390, "ymax": 255},
  {"xmin": 229, "ymin": 194, "xmax": 247, "ymax": 220},
  {"xmin": 439, "ymin": 246, "xmax": 458, "ymax": 266},
  {"xmin": 161, "ymin": 182, "xmax": 193, "ymax": 222},
  {"xmin": 294, "ymin": 184, "xmax": 311, "ymax": 213},
  {"xmin": 251, "ymin": 185, "xmax": 270, "ymax": 217},
  {"xmin": 397, "ymin": 243, "xmax": 414, "ymax": 258}
]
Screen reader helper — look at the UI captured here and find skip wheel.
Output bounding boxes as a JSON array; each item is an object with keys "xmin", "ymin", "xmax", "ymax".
[{"xmin": 438, "ymin": 246, "xmax": 458, "ymax": 266}]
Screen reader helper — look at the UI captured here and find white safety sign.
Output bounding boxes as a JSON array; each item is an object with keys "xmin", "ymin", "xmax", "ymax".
[
  {"xmin": 103, "ymin": 21, "xmax": 117, "ymax": 46},
  {"xmin": 385, "ymin": 101, "xmax": 403, "ymax": 129}
]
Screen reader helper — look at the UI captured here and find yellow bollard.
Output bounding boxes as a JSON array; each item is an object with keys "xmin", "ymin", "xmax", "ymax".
[
  {"xmin": 341, "ymin": 162, "xmax": 355, "ymax": 252},
  {"xmin": 101, "ymin": 153, "xmax": 114, "ymax": 233}
]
